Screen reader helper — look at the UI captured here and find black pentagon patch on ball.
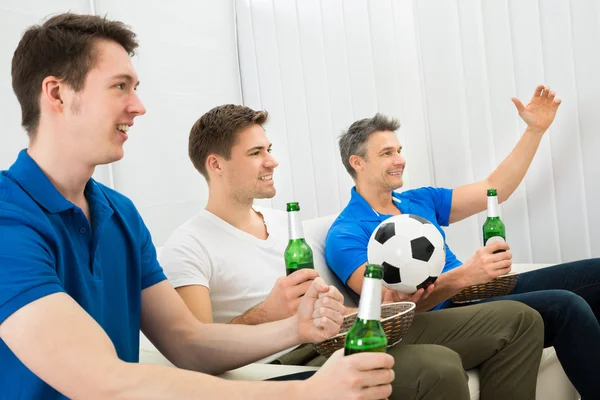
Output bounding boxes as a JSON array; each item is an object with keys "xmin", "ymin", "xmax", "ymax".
[
  {"xmin": 416, "ymin": 276, "xmax": 438, "ymax": 290},
  {"xmin": 374, "ymin": 222, "xmax": 395, "ymax": 245},
  {"xmin": 411, "ymin": 236, "xmax": 435, "ymax": 262},
  {"xmin": 382, "ymin": 262, "xmax": 401, "ymax": 284},
  {"xmin": 408, "ymin": 214, "xmax": 431, "ymax": 225}
]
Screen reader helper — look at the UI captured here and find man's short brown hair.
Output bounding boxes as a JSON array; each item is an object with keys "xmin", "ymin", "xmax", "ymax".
[
  {"xmin": 189, "ymin": 104, "xmax": 269, "ymax": 180},
  {"xmin": 11, "ymin": 13, "xmax": 138, "ymax": 137}
]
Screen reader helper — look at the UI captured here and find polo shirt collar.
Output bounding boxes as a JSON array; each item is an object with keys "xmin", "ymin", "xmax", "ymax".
[
  {"xmin": 347, "ymin": 186, "xmax": 409, "ymax": 222},
  {"xmin": 8, "ymin": 149, "xmax": 110, "ymax": 214}
]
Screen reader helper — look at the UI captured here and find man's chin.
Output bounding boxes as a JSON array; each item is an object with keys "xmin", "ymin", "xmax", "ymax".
[{"xmin": 253, "ymin": 188, "xmax": 277, "ymax": 199}]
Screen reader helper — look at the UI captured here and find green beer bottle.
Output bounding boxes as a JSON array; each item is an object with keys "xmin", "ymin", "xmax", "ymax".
[
  {"xmin": 344, "ymin": 264, "xmax": 388, "ymax": 355},
  {"xmin": 284, "ymin": 202, "xmax": 314, "ymax": 276},
  {"xmin": 483, "ymin": 188, "xmax": 506, "ymax": 254}
]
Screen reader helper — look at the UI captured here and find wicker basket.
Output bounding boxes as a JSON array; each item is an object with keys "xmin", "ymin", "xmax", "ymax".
[
  {"xmin": 451, "ymin": 273, "xmax": 519, "ymax": 304},
  {"xmin": 313, "ymin": 302, "xmax": 416, "ymax": 357}
]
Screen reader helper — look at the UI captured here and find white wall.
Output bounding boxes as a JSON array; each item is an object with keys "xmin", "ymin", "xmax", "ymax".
[
  {"xmin": 3, "ymin": 0, "xmax": 600, "ymax": 266},
  {"xmin": 236, "ymin": 0, "xmax": 600, "ymax": 265},
  {"xmin": 0, "ymin": 0, "xmax": 241, "ymax": 245}
]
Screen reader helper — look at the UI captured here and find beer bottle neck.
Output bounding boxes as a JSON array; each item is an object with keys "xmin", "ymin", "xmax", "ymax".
[
  {"xmin": 487, "ymin": 195, "xmax": 500, "ymax": 218},
  {"xmin": 287, "ymin": 211, "xmax": 303, "ymax": 240},
  {"xmin": 357, "ymin": 277, "xmax": 382, "ymax": 320}
]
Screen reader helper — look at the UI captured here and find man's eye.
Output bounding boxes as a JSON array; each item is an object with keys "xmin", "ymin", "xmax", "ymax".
[
  {"xmin": 250, "ymin": 152, "xmax": 259, "ymax": 156},
  {"xmin": 116, "ymin": 83, "xmax": 126, "ymax": 90}
]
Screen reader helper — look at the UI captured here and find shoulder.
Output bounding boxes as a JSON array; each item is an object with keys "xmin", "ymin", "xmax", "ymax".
[
  {"xmin": 162, "ymin": 212, "xmax": 216, "ymax": 255},
  {"xmin": 327, "ymin": 210, "xmax": 370, "ymax": 245},
  {"xmin": 93, "ymin": 181, "xmax": 137, "ymax": 211},
  {"xmin": 397, "ymin": 187, "xmax": 451, "ymax": 204}
]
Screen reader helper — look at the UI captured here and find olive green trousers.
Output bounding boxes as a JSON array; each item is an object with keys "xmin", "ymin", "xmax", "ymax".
[{"xmin": 275, "ymin": 300, "xmax": 543, "ymax": 400}]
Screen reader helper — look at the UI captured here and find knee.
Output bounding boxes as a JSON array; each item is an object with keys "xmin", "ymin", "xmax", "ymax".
[
  {"xmin": 489, "ymin": 300, "xmax": 544, "ymax": 333},
  {"xmin": 412, "ymin": 346, "xmax": 468, "ymax": 387},
  {"xmin": 548, "ymin": 290, "xmax": 593, "ymax": 316}
]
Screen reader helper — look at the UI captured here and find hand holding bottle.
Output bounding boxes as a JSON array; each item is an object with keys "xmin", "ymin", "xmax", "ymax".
[
  {"xmin": 459, "ymin": 241, "xmax": 512, "ymax": 287},
  {"xmin": 305, "ymin": 349, "xmax": 394, "ymax": 400},
  {"xmin": 260, "ymin": 268, "xmax": 320, "ymax": 322}
]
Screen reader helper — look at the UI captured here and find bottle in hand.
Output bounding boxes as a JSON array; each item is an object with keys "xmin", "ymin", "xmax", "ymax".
[
  {"xmin": 344, "ymin": 264, "xmax": 388, "ymax": 355},
  {"xmin": 483, "ymin": 188, "xmax": 506, "ymax": 253},
  {"xmin": 284, "ymin": 202, "xmax": 314, "ymax": 276}
]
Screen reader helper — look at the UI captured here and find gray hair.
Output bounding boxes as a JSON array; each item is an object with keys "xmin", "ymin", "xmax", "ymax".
[{"xmin": 338, "ymin": 113, "xmax": 400, "ymax": 179}]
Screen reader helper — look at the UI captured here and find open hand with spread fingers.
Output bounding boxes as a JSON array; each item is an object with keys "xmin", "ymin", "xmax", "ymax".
[{"xmin": 512, "ymin": 84, "xmax": 562, "ymax": 135}]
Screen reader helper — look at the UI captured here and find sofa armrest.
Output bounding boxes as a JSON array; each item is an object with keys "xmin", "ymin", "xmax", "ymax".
[
  {"xmin": 511, "ymin": 263, "xmax": 554, "ymax": 274},
  {"xmin": 139, "ymin": 346, "xmax": 318, "ymax": 381},
  {"xmin": 219, "ymin": 364, "xmax": 319, "ymax": 380}
]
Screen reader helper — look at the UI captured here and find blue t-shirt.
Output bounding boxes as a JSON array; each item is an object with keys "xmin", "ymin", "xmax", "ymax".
[
  {"xmin": 0, "ymin": 150, "xmax": 166, "ymax": 399},
  {"xmin": 325, "ymin": 187, "xmax": 462, "ymax": 309}
]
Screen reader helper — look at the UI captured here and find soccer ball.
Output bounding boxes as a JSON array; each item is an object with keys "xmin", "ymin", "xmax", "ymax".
[{"xmin": 367, "ymin": 214, "xmax": 446, "ymax": 294}]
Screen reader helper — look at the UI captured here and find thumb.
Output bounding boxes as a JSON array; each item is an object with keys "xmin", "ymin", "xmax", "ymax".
[
  {"xmin": 512, "ymin": 97, "xmax": 525, "ymax": 113},
  {"xmin": 305, "ymin": 277, "xmax": 329, "ymax": 300}
]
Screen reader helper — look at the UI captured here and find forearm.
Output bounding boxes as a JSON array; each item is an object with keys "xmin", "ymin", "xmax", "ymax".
[
  {"xmin": 230, "ymin": 303, "xmax": 271, "ymax": 325},
  {"xmin": 413, "ymin": 268, "xmax": 466, "ymax": 313},
  {"xmin": 488, "ymin": 127, "xmax": 544, "ymax": 202},
  {"xmin": 172, "ymin": 316, "xmax": 301, "ymax": 375},
  {"xmin": 104, "ymin": 361, "xmax": 302, "ymax": 400}
]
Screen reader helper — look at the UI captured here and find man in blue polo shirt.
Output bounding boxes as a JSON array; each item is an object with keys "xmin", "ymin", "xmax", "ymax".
[
  {"xmin": 325, "ymin": 95, "xmax": 600, "ymax": 399},
  {"xmin": 0, "ymin": 13, "xmax": 394, "ymax": 400}
]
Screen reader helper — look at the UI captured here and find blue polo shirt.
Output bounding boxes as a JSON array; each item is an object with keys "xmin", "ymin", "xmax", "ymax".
[
  {"xmin": 0, "ymin": 150, "xmax": 166, "ymax": 399},
  {"xmin": 325, "ymin": 187, "xmax": 462, "ymax": 309}
]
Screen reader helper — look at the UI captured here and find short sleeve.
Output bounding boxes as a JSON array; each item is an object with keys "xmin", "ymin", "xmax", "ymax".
[
  {"xmin": 325, "ymin": 218, "xmax": 371, "ymax": 285},
  {"xmin": 0, "ymin": 205, "xmax": 65, "ymax": 324},
  {"xmin": 160, "ymin": 227, "xmax": 212, "ymax": 290},
  {"xmin": 408, "ymin": 187, "xmax": 453, "ymax": 227},
  {"xmin": 139, "ymin": 217, "xmax": 167, "ymax": 290}
]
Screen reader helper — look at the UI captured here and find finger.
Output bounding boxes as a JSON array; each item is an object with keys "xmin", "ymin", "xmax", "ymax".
[
  {"xmin": 348, "ymin": 352, "xmax": 395, "ymax": 371},
  {"xmin": 390, "ymin": 289, "xmax": 414, "ymax": 302},
  {"xmin": 289, "ymin": 279, "xmax": 315, "ymax": 298},
  {"xmin": 314, "ymin": 295, "xmax": 346, "ymax": 318},
  {"xmin": 533, "ymin": 84, "xmax": 545, "ymax": 98},
  {"xmin": 494, "ymin": 265, "xmax": 512, "ymax": 276},
  {"xmin": 491, "ymin": 258, "xmax": 513, "ymax": 272},
  {"xmin": 548, "ymin": 90, "xmax": 556, "ymax": 102},
  {"xmin": 312, "ymin": 304, "xmax": 344, "ymax": 327},
  {"xmin": 359, "ymin": 384, "xmax": 393, "ymax": 400},
  {"xmin": 511, "ymin": 97, "xmax": 525, "ymax": 113},
  {"xmin": 356, "ymin": 369, "xmax": 395, "ymax": 391},
  {"xmin": 542, "ymin": 85, "xmax": 550, "ymax": 99},
  {"xmin": 421, "ymin": 284, "xmax": 435, "ymax": 300},
  {"xmin": 286, "ymin": 268, "xmax": 320, "ymax": 284},
  {"xmin": 490, "ymin": 249, "xmax": 513, "ymax": 262},
  {"xmin": 485, "ymin": 240, "xmax": 510, "ymax": 252},
  {"xmin": 553, "ymin": 97, "xmax": 562, "ymax": 107},
  {"xmin": 304, "ymin": 277, "xmax": 329, "ymax": 301},
  {"xmin": 313, "ymin": 314, "xmax": 342, "ymax": 338},
  {"xmin": 409, "ymin": 288, "xmax": 425, "ymax": 303},
  {"xmin": 318, "ymin": 284, "xmax": 344, "ymax": 304}
]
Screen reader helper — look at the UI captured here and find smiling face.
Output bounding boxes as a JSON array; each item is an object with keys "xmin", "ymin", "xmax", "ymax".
[
  {"xmin": 220, "ymin": 123, "xmax": 279, "ymax": 201},
  {"xmin": 357, "ymin": 130, "xmax": 406, "ymax": 191},
  {"xmin": 58, "ymin": 39, "xmax": 146, "ymax": 166}
]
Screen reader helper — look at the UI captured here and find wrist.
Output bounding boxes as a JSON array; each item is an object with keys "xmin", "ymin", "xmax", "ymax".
[
  {"xmin": 524, "ymin": 125, "xmax": 546, "ymax": 137},
  {"xmin": 445, "ymin": 266, "xmax": 469, "ymax": 290}
]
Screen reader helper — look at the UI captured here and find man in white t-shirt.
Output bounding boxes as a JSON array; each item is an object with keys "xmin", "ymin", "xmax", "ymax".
[{"xmin": 160, "ymin": 104, "xmax": 545, "ymax": 400}]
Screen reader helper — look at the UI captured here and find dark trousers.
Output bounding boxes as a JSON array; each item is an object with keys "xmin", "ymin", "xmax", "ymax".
[{"xmin": 449, "ymin": 258, "xmax": 600, "ymax": 400}]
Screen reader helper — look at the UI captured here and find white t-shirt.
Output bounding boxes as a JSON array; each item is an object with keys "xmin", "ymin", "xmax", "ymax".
[{"xmin": 160, "ymin": 205, "xmax": 288, "ymax": 324}]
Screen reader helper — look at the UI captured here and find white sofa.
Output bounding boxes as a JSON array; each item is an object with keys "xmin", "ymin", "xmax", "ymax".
[{"xmin": 143, "ymin": 219, "xmax": 579, "ymax": 399}]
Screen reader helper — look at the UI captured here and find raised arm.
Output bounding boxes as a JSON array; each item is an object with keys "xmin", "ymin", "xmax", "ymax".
[{"xmin": 449, "ymin": 84, "xmax": 562, "ymax": 223}]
